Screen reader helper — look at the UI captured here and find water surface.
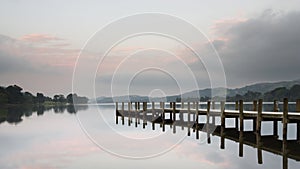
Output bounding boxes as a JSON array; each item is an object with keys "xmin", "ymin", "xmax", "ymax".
[{"xmin": 0, "ymin": 104, "xmax": 299, "ymax": 169}]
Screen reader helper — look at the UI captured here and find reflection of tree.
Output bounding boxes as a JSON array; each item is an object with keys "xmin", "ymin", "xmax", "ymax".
[
  {"xmin": 66, "ymin": 104, "xmax": 89, "ymax": 114},
  {"xmin": 0, "ymin": 104, "xmax": 89, "ymax": 125}
]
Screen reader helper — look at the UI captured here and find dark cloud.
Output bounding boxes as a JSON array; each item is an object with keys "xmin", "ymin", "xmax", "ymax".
[{"xmin": 214, "ymin": 10, "xmax": 300, "ymax": 87}]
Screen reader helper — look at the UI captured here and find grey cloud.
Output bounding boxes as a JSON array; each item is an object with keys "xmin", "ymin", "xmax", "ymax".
[{"xmin": 214, "ymin": 10, "xmax": 300, "ymax": 87}]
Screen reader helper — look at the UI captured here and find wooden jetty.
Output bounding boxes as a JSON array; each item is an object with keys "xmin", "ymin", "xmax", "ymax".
[{"xmin": 115, "ymin": 99, "xmax": 300, "ymax": 169}]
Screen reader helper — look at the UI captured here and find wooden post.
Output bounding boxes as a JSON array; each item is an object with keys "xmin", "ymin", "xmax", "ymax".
[
  {"xmin": 128, "ymin": 102, "xmax": 131, "ymax": 126},
  {"xmin": 252, "ymin": 100, "xmax": 257, "ymax": 131},
  {"xmin": 187, "ymin": 102, "xmax": 191, "ymax": 136},
  {"xmin": 195, "ymin": 101, "xmax": 199, "ymax": 139},
  {"xmin": 239, "ymin": 100, "xmax": 244, "ymax": 132},
  {"xmin": 207, "ymin": 101, "xmax": 211, "ymax": 144},
  {"xmin": 121, "ymin": 102, "xmax": 124, "ymax": 125},
  {"xmin": 196, "ymin": 101, "xmax": 199, "ymax": 124},
  {"xmin": 152, "ymin": 102, "xmax": 155, "ymax": 130},
  {"xmin": 212, "ymin": 101, "xmax": 215, "ymax": 109},
  {"xmin": 143, "ymin": 102, "xmax": 147, "ymax": 111},
  {"xmin": 152, "ymin": 101, "xmax": 155, "ymax": 116},
  {"xmin": 256, "ymin": 99, "xmax": 262, "ymax": 134},
  {"xmin": 296, "ymin": 99, "xmax": 300, "ymax": 112},
  {"xmin": 137, "ymin": 102, "xmax": 140, "ymax": 110},
  {"xmin": 282, "ymin": 99, "xmax": 288, "ymax": 169},
  {"xmin": 115, "ymin": 102, "xmax": 119, "ymax": 124},
  {"xmin": 170, "ymin": 102, "xmax": 172, "ymax": 108},
  {"xmin": 253, "ymin": 100, "xmax": 257, "ymax": 111},
  {"xmin": 162, "ymin": 102, "xmax": 165, "ymax": 132},
  {"xmin": 220, "ymin": 101, "xmax": 225, "ymax": 149},
  {"xmin": 297, "ymin": 122, "xmax": 300, "ymax": 142},
  {"xmin": 173, "ymin": 102, "xmax": 176, "ymax": 121},
  {"xmin": 220, "ymin": 101, "xmax": 225, "ymax": 128},
  {"xmin": 143, "ymin": 110, "xmax": 146, "ymax": 129},
  {"xmin": 274, "ymin": 100, "xmax": 279, "ymax": 112},
  {"xmin": 273, "ymin": 120, "xmax": 278, "ymax": 138},
  {"xmin": 181, "ymin": 101, "xmax": 184, "ymax": 109},
  {"xmin": 239, "ymin": 100, "xmax": 244, "ymax": 157},
  {"xmin": 235, "ymin": 101, "xmax": 239, "ymax": 129},
  {"xmin": 235, "ymin": 101, "xmax": 239, "ymax": 110},
  {"xmin": 282, "ymin": 98, "xmax": 288, "ymax": 143}
]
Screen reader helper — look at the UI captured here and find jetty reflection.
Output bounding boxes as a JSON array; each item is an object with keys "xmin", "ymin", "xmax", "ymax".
[{"xmin": 115, "ymin": 100, "xmax": 300, "ymax": 169}]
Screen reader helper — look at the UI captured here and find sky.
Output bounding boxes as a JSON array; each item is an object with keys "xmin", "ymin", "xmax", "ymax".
[{"xmin": 1, "ymin": 0, "xmax": 300, "ymax": 98}]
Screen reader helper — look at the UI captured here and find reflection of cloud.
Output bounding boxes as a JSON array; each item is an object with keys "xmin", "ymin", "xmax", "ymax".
[
  {"xmin": 2, "ymin": 136, "xmax": 99, "ymax": 169},
  {"xmin": 173, "ymin": 139, "xmax": 230, "ymax": 168}
]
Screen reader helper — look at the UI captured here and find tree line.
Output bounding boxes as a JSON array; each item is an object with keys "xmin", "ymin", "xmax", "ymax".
[
  {"xmin": 176, "ymin": 84, "xmax": 300, "ymax": 102},
  {"xmin": 0, "ymin": 85, "xmax": 88, "ymax": 105}
]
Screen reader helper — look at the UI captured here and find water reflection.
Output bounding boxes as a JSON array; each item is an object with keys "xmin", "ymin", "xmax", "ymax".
[
  {"xmin": 0, "ymin": 104, "xmax": 88, "ymax": 125},
  {"xmin": 116, "ymin": 110, "xmax": 300, "ymax": 169}
]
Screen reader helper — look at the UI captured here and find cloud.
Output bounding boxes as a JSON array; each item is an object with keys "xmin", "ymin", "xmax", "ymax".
[
  {"xmin": 210, "ymin": 9, "xmax": 300, "ymax": 87},
  {"xmin": 20, "ymin": 34, "xmax": 64, "ymax": 43},
  {"xmin": 0, "ymin": 34, "xmax": 80, "ymax": 95}
]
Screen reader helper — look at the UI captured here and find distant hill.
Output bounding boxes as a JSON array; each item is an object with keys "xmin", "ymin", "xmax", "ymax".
[{"xmin": 95, "ymin": 79, "xmax": 300, "ymax": 102}]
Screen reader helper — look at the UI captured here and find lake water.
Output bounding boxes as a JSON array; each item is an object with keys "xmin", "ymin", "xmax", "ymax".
[{"xmin": 0, "ymin": 104, "xmax": 300, "ymax": 169}]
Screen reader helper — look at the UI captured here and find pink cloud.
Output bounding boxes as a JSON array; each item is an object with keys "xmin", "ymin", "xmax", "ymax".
[{"xmin": 19, "ymin": 34, "xmax": 64, "ymax": 43}]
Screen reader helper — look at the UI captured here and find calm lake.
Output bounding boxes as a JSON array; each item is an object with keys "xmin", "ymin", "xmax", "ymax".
[{"xmin": 0, "ymin": 104, "xmax": 300, "ymax": 169}]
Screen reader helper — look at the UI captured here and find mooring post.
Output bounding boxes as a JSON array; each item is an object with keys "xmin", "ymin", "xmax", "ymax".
[
  {"xmin": 170, "ymin": 102, "xmax": 172, "ymax": 109},
  {"xmin": 181, "ymin": 101, "xmax": 184, "ymax": 109},
  {"xmin": 256, "ymin": 99, "xmax": 262, "ymax": 134},
  {"xmin": 195, "ymin": 101, "xmax": 199, "ymax": 139},
  {"xmin": 296, "ymin": 99, "xmax": 300, "ymax": 112},
  {"xmin": 252, "ymin": 100, "xmax": 257, "ymax": 132},
  {"xmin": 143, "ymin": 110, "xmax": 146, "ymax": 129},
  {"xmin": 235, "ymin": 101, "xmax": 239, "ymax": 129},
  {"xmin": 253, "ymin": 100, "xmax": 258, "ymax": 132},
  {"xmin": 207, "ymin": 101, "xmax": 211, "ymax": 144},
  {"xmin": 128, "ymin": 102, "xmax": 131, "ymax": 126},
  {"xmin": 282, "ymin": 98, "xmax": 288, "ymax": 143},
  {"xmin": 152, "ymin": 101, "xmax": 155, "ymax": 116},
  {"xmin": 282, "ymin": 98, "xmax": 288, "ymax": 169},
  {"xmin": 121, "ymin": 102, "xmax": 124, "ymax": 125},
  {"xmin": 212, "ymin": 101, "xmax": 215, "ymax": 109},
  {"xmin": 239, "ymin": 100, "xmax": 244, "ymax": 132},
  {"xmin": 172, "ymin": 102, "xmax": 176, "ymax": 134},
  {"xmin": 162, "ymin": 102, "xmax": 165, "ymax": 132},
  {"xmin": 239, "ymin": 100, "xmax": 244, "ymax": 157},
  {"xmin": 143, "ymin": 102, "xmax": 147, "ymax": 111},
  {"xmin": 297, "ymin": 121, "xmax": 300, "ymax": 142},
  {"xmin": 274, "ymin": 100, "xmax": 279, "ymax": 112},
  {"xmin": 220, "ymin": 101, "xmax": 225, "ymax": 149},
  {"xmin": 187, "ymin": 102, "xmax": 191, "ymax": 136},
  {"xmin": 235, "ymin": 101, "xmax": 239, "ymax": 110},
  {"xmin": 253, "ymin": 100, "xmax": 258, "ymax": 111},
  {"xmin": 173, "ymin": 102, "xmax": 176, "ymax": 121},
  {"xmin": 196, "ymin": 101, "xmax": 199, "ymax": 124},
  {"xmin": 152, "ymin": 102, "xmax": 155, "ymax": 130},
  {"xmin": 115, "ymin": 102, "xmax": 119, "ymax": 124}
]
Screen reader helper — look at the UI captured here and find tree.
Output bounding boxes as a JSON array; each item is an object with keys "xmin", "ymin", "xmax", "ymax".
[
  {"xmin": 263, "ymin": 87, "xmax": 289, "ymax": 101},
  {"xmin": 289, "ymin": 85, "xmax": 300, "ymax": 101},
  {"xmin": 36, "ymin": 93, "xmax": 45, "ymax": 104},
  {"xmin": 5, "ymin": 85, "xmax": 24, "ymax": 104}
]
